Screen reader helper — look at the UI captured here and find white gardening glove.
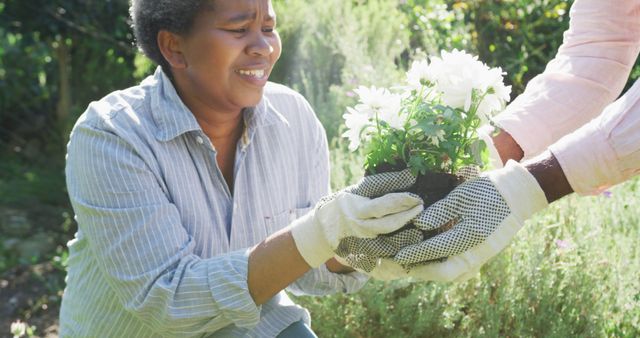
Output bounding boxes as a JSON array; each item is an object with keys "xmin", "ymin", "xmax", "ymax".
[
  {"xmin": 329, "ymin": 169, "xmax": 425, "ymax": 272},
  {"xmin": 335, "ymin": 227, "xmax": 424, "ymax": 272},
  {"xmin": 342, "ymin": 168, "xmax": 417, "ymax": 199},
  {"xmin": 289, "ymin": 190, "xmax": 424, "ymax": 268},
  {"xmin": 382, "ymin": 160, "xmax": 548, "ymax": 282},
  {"xmin": 336, "ymin": 166, "xmax": 481, "ymax": 273},
  {"xmin": 368, "ymin": 257, "xmax": 480, "ymax": 283}
]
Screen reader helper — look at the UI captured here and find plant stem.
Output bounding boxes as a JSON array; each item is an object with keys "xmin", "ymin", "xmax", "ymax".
[{"xmin": 452, "ymin": 90, "xmax": 489, "ymax": 172}]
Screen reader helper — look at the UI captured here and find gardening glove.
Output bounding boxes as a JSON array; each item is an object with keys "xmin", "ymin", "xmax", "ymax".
[
  {"xmin": 341, "ymin": 168, "xmax": 417, "ymax": 198},
  {"xmin": 289, "ymin": 190, "xmax": 424, "ymax": 268},
  {"xmin": 335, "ymin": 227, "xmax": 424, "ymax": 272},
  {"xmin": 367, "ymin": 256, "xmax": 479, "ymax": 283},
  {"xmin": 331, "ymin": 169, "xmax": 423, "ymax": 271},
  {"xmin": 335, "ymin": 166, "xmax": 480, "ymax": 272},
  {"xmin": 388, "ymin": 160, "xmax": 548, "ymax": 280},
  {"xmin": 455, "ymin": 165, "xmax": 482, "ymax": 181}
]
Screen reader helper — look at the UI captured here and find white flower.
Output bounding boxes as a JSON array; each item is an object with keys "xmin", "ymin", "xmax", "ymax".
[
  {"xmin": 440, "ymin": 155, "xmax": 453, "ymax": 170},
  {"xmin": 376, "ymin": 99, "xmax": 405, "ymax": 130},
  {"xmin": 483, "ymin": 67, "xmax": 511, "ymax": 102},
  {"xmin": 11, "ymin": 321, "xmax": 27, "ymax": 338},
  {"xmin": 428, "ymin": 49, "xmax": 511, "ymax": 116},
  {"xmin": 476, "ymin": 67, "xmax": 512, "ymax": 120},
  {"xmin": 353, "ymin": 85, "xmax": 404, "ymax": 129},
  {"xmin": 476, "ymin": 93, "xmax": 507, "ymax": 123},
  {"xmin": 428, "ymin": 129, "xmax": 446, "ymax": 147},
  {"xmin": 342, "ymin": 107, "xmax": 371, "ymax": 152},
  {"xmin": 428, "ymin": 50, "xmax": 482, "ymax": 110},
  {"xmin": 406, "ymin": 59, "xmax": 434, "ymax": 89},
  {"xmin": 353, "ymin": 86, "xmax": 390, "ymax": 116}
]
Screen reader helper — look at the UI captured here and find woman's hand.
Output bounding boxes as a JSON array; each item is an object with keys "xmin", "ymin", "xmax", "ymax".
[
  {"xmin": 325, "ymin": 258, "xmax": 355, "ymax": 274},
  {"xmin": 492, "ymin": 127, "xmax": 525, "ymax": 164}
]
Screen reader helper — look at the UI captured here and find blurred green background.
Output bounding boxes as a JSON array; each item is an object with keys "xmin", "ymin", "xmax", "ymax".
[{"xmin": 1, "ymin": 0, "xmax": 639, "ymax": 337}]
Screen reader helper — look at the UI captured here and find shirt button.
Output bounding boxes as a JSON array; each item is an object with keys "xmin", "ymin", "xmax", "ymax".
[{"xmin": 196, "ymin": 136, "xmax": 204, "ymax": 145}]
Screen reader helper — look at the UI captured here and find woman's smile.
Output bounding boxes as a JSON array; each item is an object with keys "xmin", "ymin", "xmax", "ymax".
[{"xmin": 235, "ymin": 66, "xmax": 270, "ymax": 87}]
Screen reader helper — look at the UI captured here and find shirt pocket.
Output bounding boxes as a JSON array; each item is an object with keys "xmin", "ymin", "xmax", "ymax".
[{"xmin": 264, "ymin": 203, "xmax": 313, "ymax": 236}]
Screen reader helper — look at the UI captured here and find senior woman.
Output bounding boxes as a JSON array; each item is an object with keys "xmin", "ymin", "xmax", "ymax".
[{"xmin": 58, "ymin": 0, "xmax": 423, "ymax": 337}]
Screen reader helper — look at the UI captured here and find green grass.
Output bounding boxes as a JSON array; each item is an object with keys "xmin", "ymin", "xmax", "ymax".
[{"xmin": 293, "ymin": 146, "xmax": 640, "ymax": 337}]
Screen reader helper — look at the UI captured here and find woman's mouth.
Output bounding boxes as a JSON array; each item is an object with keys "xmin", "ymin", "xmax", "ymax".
[
  {"xmin": 235, "ymin": 68, "xmax": 269, "ymax": 87},
  {"xmin": 237, "ymin": 69, "xmax": 266, "ymax": 78}
]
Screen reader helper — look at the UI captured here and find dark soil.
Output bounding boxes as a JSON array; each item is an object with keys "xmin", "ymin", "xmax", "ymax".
[{"xmin": 367, "ymin": 161, "xmax": 465, "ymax": 240}]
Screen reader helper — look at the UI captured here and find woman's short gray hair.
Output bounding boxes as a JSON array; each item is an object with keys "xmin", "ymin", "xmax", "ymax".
[{"xmin": 130, "ymin": 0, "xmax": 213, "ymax": 74}]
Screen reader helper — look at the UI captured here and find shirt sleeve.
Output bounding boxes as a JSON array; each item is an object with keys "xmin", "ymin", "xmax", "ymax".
[
  {"xmin": 549, "ymin": 79, "xmax": 640, "ymax": 195},
  {"xmin": 493, "ymin": 0, "xmax": 640, "ymax": 159},
  {"xmin": 65, "ymin": 119, "xmax": 261, "ymax": 336},
  {"xmin": 286, "ymin": 98, "xmax": 369, "ymax": 295},
  {"xmin": 287, "ymin": 264, "xmax": 370, "ymax": 296}
]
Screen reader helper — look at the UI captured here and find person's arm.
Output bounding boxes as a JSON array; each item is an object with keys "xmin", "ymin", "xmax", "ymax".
[
  {"xmin": 492, "ymin": 0, "xmax": 640, "ymax": 160},
  {"xmin": 67, "ymin": 122, "xmax": 263, "ymax": 335},
  {"xmin": 286, "ymin": 98, "xmax": 367, "ymax": 297},
  {"xmin": 548, "ymin": 78, "xmax": 640, "ymax": 195},
  {"xmin": 523, "ymin": 151, "xmax": 573, "ymax": 203},
  {"xmin": 504, "ymin": 77, "xmax": 640, "ymax": 200},
  {"xmin": 247, "ymin": 230, "xmax": 311, "ymax": 304},
  {"xmin": 491, "ymin": 128, "xmax": 525, "ymax": 164},
  {"xmin": 67, "ymin": 118, "xmax": 422, "ymax": 334}
]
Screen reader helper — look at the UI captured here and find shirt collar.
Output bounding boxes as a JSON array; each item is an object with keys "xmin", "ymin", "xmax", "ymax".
[
  {"xmin": 240, "ymin": 97, "xmax": 290, "ymax": 150},
  {"xmin": 149, "ymin": 67, "xmax": 289, "ymax": 142},
  {"xmin": 244, "ymin": 95, "xmax": 290, "ymax": 129},
  {"xmin": 150, "ymin": 68, "xmax": 202, "ymax": 142}
]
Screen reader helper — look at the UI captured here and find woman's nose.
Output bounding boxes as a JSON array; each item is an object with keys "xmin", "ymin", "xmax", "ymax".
[{"xmin": 246, "ymin": 31, "xmax": 274, "ymax": 57}]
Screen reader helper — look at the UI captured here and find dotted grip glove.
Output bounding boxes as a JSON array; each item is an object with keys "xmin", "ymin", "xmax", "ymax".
[
  {"xmin": 371, "ymin": 161, "xmax": 548, "ymax": 282},
  {"xmin": 289, "ymin": 170, "xmax": 424, "ymax": 268},
  {"xmin": 335, "ymin": 166, "xmax": 481, "ymax": 273},
  {"xmin": 333, "ymin": 169, "xmax": 425, "ymax": 271}
]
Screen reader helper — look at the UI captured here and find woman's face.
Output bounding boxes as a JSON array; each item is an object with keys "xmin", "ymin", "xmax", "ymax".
[{"xmin": 178, "ymin": 0, "xmax": 281, "ymax": 113}]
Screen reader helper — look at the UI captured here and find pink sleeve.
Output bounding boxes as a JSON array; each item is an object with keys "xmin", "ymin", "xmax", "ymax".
[
  {"xmin": 549, "ymin": 79, "xmax": 640, "ymax": 195},
  {"xmin": 493, "ymin": 0, "xmax": 640, "ymax": 159}
]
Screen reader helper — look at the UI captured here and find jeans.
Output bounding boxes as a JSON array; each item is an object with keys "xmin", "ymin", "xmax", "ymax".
[{"xmin": 276, "ymin": 320, "xmax": 318, "ymax": 338}]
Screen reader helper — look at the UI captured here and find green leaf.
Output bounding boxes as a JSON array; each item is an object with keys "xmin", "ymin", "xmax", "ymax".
[
  {"xmin": 407, "ymin": 155, "xmax": 428, "ymax": 176},
  {"xmin": 415, "ymin": 121, "xmax": 440, "ymax": 136}
]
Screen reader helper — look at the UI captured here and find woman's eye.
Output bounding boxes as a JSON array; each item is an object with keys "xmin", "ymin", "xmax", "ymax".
[
  {"xmin": 227, "ymin": 28, "xmax": 246, "ymax": 33},
  {"xmin": 262, "ymin": 27, "xmax": 275, "ymax": 33}
]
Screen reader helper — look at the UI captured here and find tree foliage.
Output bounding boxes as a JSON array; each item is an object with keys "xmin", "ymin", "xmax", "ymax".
[
  {"xmin": 0, "ymin": 0, "xmax": 135, "ymax": 157},
  {"xmin": 2, "ymin": 0, "xmax": 639, "ymax": 159}
]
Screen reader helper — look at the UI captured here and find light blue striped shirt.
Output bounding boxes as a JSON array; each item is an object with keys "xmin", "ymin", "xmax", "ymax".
[{"xmin": 60, "ymin": 68, "xmax": 368, "ymax": 337}]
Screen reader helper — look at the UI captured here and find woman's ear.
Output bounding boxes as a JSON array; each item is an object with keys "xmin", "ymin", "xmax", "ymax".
[{"xmin": 157, "ymin": 30, "xmax": 188, "ymax": 69}]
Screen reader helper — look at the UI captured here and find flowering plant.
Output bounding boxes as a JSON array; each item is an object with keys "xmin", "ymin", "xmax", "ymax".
[{"xmin": 343, "ymin": 50, "xmax": 511, "ymax": 176}]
